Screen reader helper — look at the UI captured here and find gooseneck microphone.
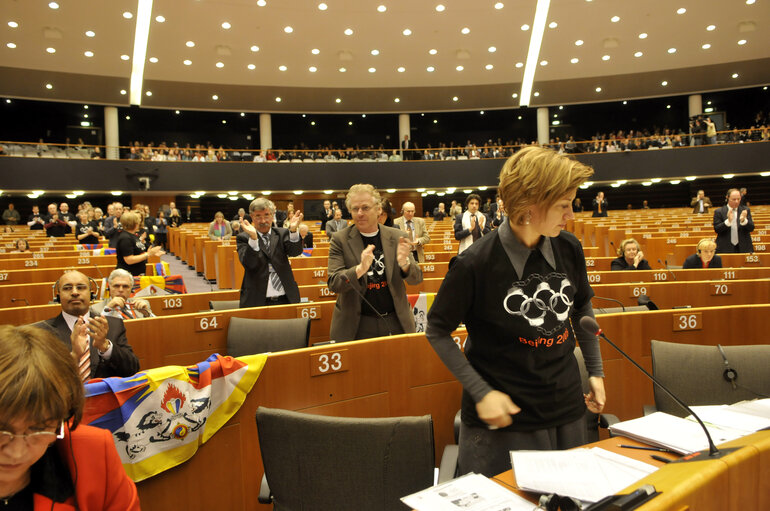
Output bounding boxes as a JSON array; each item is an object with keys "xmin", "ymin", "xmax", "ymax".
[
  {"xmin": 591, "ymin": 295, "xmax": 626, "ymax": 313},
  {"xmin": 341, "ymin": 274, "xmax": 392, "ymax": 336},
  {"xmin": 579, "ymin": 316, "xmax": 720, "ymax": 457},
  {"xmin": 657, "ymin": 259, "xmax": 678, "ymax": 281}
]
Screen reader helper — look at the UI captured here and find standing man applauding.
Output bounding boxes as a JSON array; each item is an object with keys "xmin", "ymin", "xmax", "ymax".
[
  {"xmin": 714, "ymin": 188, "xmax": 754, "ymax": 254},
  {"xmin": 237, "ymin": 197, "xmax": 304, "ymax": 307},
  {"xmin": 394, "ymin": 201, "xmax": 430, "ymax": 262},
  {"xmin": 454, "ymin": 194, "xmax": 489, "ymax": 254}
]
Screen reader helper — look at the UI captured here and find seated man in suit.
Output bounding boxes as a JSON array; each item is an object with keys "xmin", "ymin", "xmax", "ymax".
[
  {"xmin": 298, "ymin": 223, "xmax": 314, "ymax": 248},
  {"xmin": 237, "ymin": 197, "xmax": 304, "ymax": 307},
  {"xmin": 690, "ymin": 190, "xmax": 713, "ymax": 214},
  {"xmin": 714, "ymin": 188, "xmax": 754, "ymax": 254},
  {"xmin": 682, "ymin": 238, "xmax": 722, "ymax": 269},
  {"xmin": 33, "ymin": 270, "xmax": 140, "ymax": 381},
  {"xmin": 91, "ymin": 268, "xmax": 155, "ymax": 319},
  {"xmin": 327, "ymin": 183, "xmax": 423, "ymax": 341},
  {"xmin": 394, "ymin": 201, "xmax": 430, "ymax": 262},
  {"xmin": 324, "ymin": 208, "xmax": 348, "ymax": 239}
]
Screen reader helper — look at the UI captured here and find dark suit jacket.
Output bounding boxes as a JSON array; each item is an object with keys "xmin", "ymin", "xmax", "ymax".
[
  {"xmin": 713, "ymin": 205, "xmax": 754, "ymax": 253},
  {"xmin": 591, "ymin": 199, "xmax": 608, "ymax": 217},
  {"xmin": 327, "ymin": 224, "xmax": 423, "ymax": 341},
  {"xmin": 301, "ymin": 231, "xmax": 314, "ymax": 249},
  {"xmin": 236, "ymin": 228, "xmax": 303, "ymax": 307},
  {"xmin": 682, "ymin": 253, "xmax": 723, "ymax": 269},
  {"xmin": 34, "ymin": 311, "xmax": 139, "ymax": 379},
  {"xmin": 690, "ymin": 196, "xmax": 713, "ymax": 214}
]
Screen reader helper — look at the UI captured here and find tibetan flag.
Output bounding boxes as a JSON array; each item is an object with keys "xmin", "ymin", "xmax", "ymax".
[
  {"xmin": 302, "ymin": 247, "xmax": 314, "ymax": 257},
  {"xmin": 82, "ymin": 353, "xmax": 267, "ymax": 482},
  {"xmin": 153, "ymin": 261, "xmax": 171, "ymax": 277},
  {"xmin": 131, "ymin": 275, "xmax": 187, "ymax": 296},
  {"xmin": 75, "ymin": 243, "xmax": 106, "ymax": 250},
  {"xmin": 408, "ymin": 292, "xmax": 436, "ymax": 334}
]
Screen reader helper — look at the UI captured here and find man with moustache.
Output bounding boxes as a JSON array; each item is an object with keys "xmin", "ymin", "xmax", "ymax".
[{"xmin": 237, "ymin": 197, "xmax": 304, "ymax": 307}]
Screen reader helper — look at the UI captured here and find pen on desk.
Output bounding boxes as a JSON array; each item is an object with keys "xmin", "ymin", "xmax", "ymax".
[
  {"xmin": 619, "ymin": 444, "xmax": 672, "ymax": 453},
  {"xmin": 650, "ymin": 454, "xmax": 671, "ymax": 464}
]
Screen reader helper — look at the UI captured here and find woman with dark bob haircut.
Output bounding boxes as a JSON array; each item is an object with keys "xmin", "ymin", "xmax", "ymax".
[{"xmin": 0, "ymin": 325, "xmax": 139, "ymax": 509}]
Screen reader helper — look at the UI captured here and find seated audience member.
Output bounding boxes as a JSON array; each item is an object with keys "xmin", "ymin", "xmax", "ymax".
[
  {"xmin": 690, "ymin": 189, "xmax": 713, "ymax": 214},
  {"xmin": 75, "ymin": 210, "xmax": 100, "ymax": 245},
  {"xmin": 433, "ymin": 202, "xmax": 447, "ymax": 221},
  {"xmin": 230, "ymin": 220, "xmax": 241, "ymax": 236},
  {"xmin": 208, "ymin": 211, "xmax": 233, "ymax": 240},
  {"xmin": 44, "ymin": 203, "xmax": 70, "ymax": 237},
  {"xmin": 116, "ymin": 211, "xmax": 165, "ymax": 277},
  {"xmin": 298, "ymin": 223, "xmax": 314, "ymax": 248},
  {"xmin": 233, "ymin": 208, "xmax": 247, "ymax": 222},
  {"xmin": 92, "ymin": 269, "xmax": 154, "ymax": 319},
  {"xmin": 2, "ymin": 203, "xmax": 20, "ymax": 225},
  {"xmin": 11, "ymin": 239, "xmax": 30, "ymax": 253},
  {"xmin": 0, "ymin": 324, "xmax": 140, "ymax": 509},
  {"xmin": 324, "ymin": 209, "xmax": 348, "ymax": 239},
  {"xmin": 33, "ymin": 270, "xmax": 140, "ymax": 379},
  {"xmin": 611, "ymin": 238, "xmax": 652, "ymax": 270},
  {"xmin": 27, "ymin": 205, "xmax": 46, "ymax": 230},
  {"xmin": 683, "ymin": 239, "xmax": 723, "ymax": 269}
]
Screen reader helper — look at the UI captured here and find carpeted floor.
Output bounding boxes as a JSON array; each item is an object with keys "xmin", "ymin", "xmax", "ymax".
[{"xmin": 161, "ymin": 253, "xmax": 220, "ymax": 294}]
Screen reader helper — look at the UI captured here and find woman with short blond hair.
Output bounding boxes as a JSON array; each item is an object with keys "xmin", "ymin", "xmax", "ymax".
[
  {"xmin": 115, "ymin": 211, "xmax": 164, "ymax": 276},
  {"xmin": 683, "ymin": 238, "xmax": 722, "ymax": 269}
]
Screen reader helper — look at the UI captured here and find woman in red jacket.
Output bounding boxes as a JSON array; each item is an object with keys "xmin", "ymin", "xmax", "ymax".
[{"xmin": 0, "ymin": 325, "xmax": 140, "ymax": 510}]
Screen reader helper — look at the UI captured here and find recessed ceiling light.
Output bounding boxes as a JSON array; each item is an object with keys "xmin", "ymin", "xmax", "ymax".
[
  {"xmin": 186, "ymin": 41, "xmax": 195, "ymax": 47},
  {"xmin": 275, "ymin": 97, "xmax": 281, "ymax": 102},
  {"xmin": 732, "ymin": 73, "xmax": 739, "ymax": 78},
  {"xmin": 403, "ymin": 28, "xmax": 412, "ymax": 36},
  {"xmin": 221, "ymin": 22, "xmax": 231, "ymax": 29},
  {"xmin": 495, "ymin": 2, "xmax": 504, "ymax": 9},
  {"xmin": 251, "ymin": 45, "xmax": 260, "ymax": 52},
  {"xmin": 371, "ymin": 49, "xmax": 379, "ymax": 55},
  {"xmin": 85, "ymin": 30, "xmax": 95, "ymax": 37},
  {"xmin": 485, "ymin": 64, "xmax": 493, "ymax": 70},
  {"xmin": 676, "ymin": 7, "xmax": 686, "ymax": 14},
  {"xmin": 120, "ymin": 89, "xmax": 127, "ymax": 95},
  {"xmin": 344, "ymin": 28, "xmax": 353, "ymax": 35},
  {"xmin": 746, "ymin": 0, "xmax": 755, "ymax": 3},
  {"xmin": 575, "ymin": 39, "xmax": 584, "ymax": 46},
  {"xmin": 454, "ymin": 65, "xmax": 463, "ymax": 71},
  {"xmin": 701, "ymin": 43, "xmax": 711, "ymax": 49},
  {"xmin": 634, "ymin": 51, "xmax": 643, "ymax": 57},
  {"xmin": 512, "ymin": 93, "xmax": 518, "ymax": 98},
  {"xmin": 570, "ymin": 57, "xmax": 579, "ymax": 63},
  {"xmin": 123, "ymin": 11, "xmax": 133, "ymax": 19},
  {"xmin": 533, "ymin": 92, "xmax": 539, "ymax": 97},
  {"xmin": 377, "ymin": 5, "xmax": 386, "ymax": 12},
  {"xmin": 284, "ymin": 26, "xmax": 293, "ymax": 33},
  {"xmin": 311, "ymin": 48, "xmax": 320, "ymax": 55},
  {"xmin": 521, "ymin": 24, "xmax": 530, "ymax": 30},
  {"xmin": 595, "ymin": 87, "xmax": 602, "ymax": 92},
  {"xmin": 145, "ymin": 91, "xmax": 152, "ymax": 96},
  {"xmin": 318, "ymin": 3, "xmax": 327, "ymax": 10},
  {"xmin": 549, "ymin": 21, "xmax": 558, "ymax": 28},
  {"xmin": 488, "ymin": 46, "xmax": 496, "ymax": 52},
  {"xmin": 279, "ymin": 65, "xmax": 287, "ymax": 71},
  {"xmin": 394, "ymin": 97, "xmax": 400, "ymax": 103},
  {"xmin": 426, "ymin": 66, "xmax": 435, "ymax": 72},
  {"xmin": 155, "ymin": 15, "xmax": 165, "ymax": 23},
  {"xmin": 149, "ymin": 57, "xmax": 158, "ymax": 63},
  {"xmin": 638, "ymin": 32, "xmax": 648, "ymax": 39},
  {"xmin": 45, "ymin": 83, "xmax": 53, "ymax": 89},
  {"xmin": 335, "ymin": 98, "xmax": 342, "ymax": 103},
  {"xmin": 706, "ymin": 24, "xmax": 716, "ymax": 31},
  {"xmin": 83, "ymin": 50, "xmax": 94, "ymax": 57},
  {"xmin": 738, "ymin": 39, "xmax": 747, "ymax": 45},
  {"xmin": 7, "ymin": 43, "xmax": 16, "ymax": 49},
  {"xmin": 368, "ymin": 67, "xmax": 376, "ymax": 73},
  {"xmin": 247, "ymin": 64, "xmax": 255, "ymax": 70},
  {"xmin": 461, "ymin": 27, "xmax": 470, "ymax": 34},
  {"xmin": 183, "ymin": 59, "xmax": 192, "ymax": 65},
  {"xmin": 397, "ymin": 66, "xmax": 405, "ymax": 72},
  {"xmin": 46, "ymin": 47, "xmax": 56, "ymax": 53},
  {"xmin": 666, "ymin": 104, "xmax": 671, "ymax": 109},
  {"xmin": 452, "ymin": 96, "xmax": 459, "ymax": 101},
  {"xmin": 435, "ymin": 4, "xmax": 445, "ymax": 12},
  {"xmin": 429, "ymin": 48, "xmax": 437, "ymax": 55},
  {"xmin": 175, "ymin": 110, "xmax": 180, "ymax": 114},
  {"xmin": 610, "ymin": 15, "xmax": 620, "ymax": 22},
  {"xmin": 338, "ymin": 67, "xmax": 346, "ymax": 72},
  {"xmin": 257, "ymin": 0, "xmax": 266, "ymax": 5},
  {"xmin": 661, "ymin": 80, "xmax": 668, "ymax": 86},
  {"xmin": 216, "ymin": 62, "xmax": 224, "ymax": 68},
  {"xmin": 309, "ymin": 66, "xmax": 317, "ymax": 72},
  {"xmin": 602, "ymin": 55, "xmax": 610, "ymax": 61},
  {"xmin": 8, "ymin": 21, "xmax": 18, "ymax": 28},
  {"xmin": 515, "ymin": 62, "xmax": 523, "ymax": 68},
  {"xmin": 667, "ymin": 47, "xmax": 677, "ymax": 53},
  {"xmin": 540, "ymin": 60, "xmax": 548, "ymax": 66},
  {"xmin": 347, "ymin": 121, "xmax": 353, "ymax": 126},
  {"xmin": 212, "ymin": 94, "xmax": 219, "ymax": 100}
]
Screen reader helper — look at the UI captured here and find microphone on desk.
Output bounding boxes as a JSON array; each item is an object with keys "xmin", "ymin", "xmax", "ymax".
[
  {"xmin": 579, "ymin": 316, "xmax": 721, "ymax": 458},
  {"xmin": 11, "ymin": 297, "xmax": 30, "ymax": 306},
  {"xmin": 609, "ymin": 240, "xmax": 616, "ymax": 256},
  {"xmin": 636, "ymin": 294, "xmax": 659, "ymax": 311},
  {"xmin": 591, "ymin": 295, "xmax": 625, "ymax": 313},
  {"xmin": 657, "ymin": 259, "xmax": 677, "ymax": 281},
  {"xmin": 341, "ymin": 274, "xmax": 392, "ymax": 336}
]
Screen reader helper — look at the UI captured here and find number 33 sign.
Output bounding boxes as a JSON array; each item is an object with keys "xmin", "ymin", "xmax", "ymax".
[{"xmin": 310, "ymin": 350, "xmax": 348, "ymax": 377}]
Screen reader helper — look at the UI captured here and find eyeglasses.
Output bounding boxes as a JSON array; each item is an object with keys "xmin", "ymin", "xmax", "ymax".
[
  {"xmin": 534, "ymin": 493, "xmax": 584, "ymax": 511},
  {"xmin": 0, "ymin": 421, "xmax": 64, "ymax": 449},
  {"xmin": 350, "ymin": 205, "xmax": 374, "ymax": 214}
]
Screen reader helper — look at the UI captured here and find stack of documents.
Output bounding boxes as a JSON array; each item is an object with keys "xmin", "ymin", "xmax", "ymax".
[{"xmin": 402, "ymin": 473, "xmax": 534, "ymax": 511}]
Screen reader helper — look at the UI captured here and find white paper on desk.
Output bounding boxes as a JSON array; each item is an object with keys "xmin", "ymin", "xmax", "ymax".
[
  {"xmin": 689, "ymin": 405, "xmax": 770, "ymax": 434},
  {"xmin": 609, "ymin": 412, "xmax": 745, "ymax": 455},
  {"xmin": 725, "ymin": 398, "xmax": 770, "ymax": 420},
  {"xmin": 401, "ymin": 472, "xmax": 534, "ymax": 511},
  {"xmin": 510, "ymin": 448, "xmax": 657, "ymax": 503}
]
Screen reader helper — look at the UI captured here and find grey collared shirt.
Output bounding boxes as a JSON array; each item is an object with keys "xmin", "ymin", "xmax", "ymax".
[{"xmin": 497, "ymin": 217, "xmax": 555, "ymax": 278}]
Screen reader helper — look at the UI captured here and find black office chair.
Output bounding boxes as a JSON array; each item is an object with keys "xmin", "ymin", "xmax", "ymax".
[
  {"xmin": 256, "ymin": 407, "xmax": 440, "ymax": 511},
  {"xmin": 574, "ymin": 346, "xmax": 619, "ymax": 442},
  {"xmin": 226, "ymin": 317, "xmax": 310, "ymax": 357}
]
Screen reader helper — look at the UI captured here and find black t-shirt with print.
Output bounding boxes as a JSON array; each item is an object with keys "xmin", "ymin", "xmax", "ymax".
[
  {"xmin": 76, "ymin": 220, "xmax": 100, "ymax": 245},
  {"xmin": 115, "ymin": 230, "xmax": 147, "ymax": 276},
  {"xmin": 360, "ymin": 231, "xmax": 396, "ymax": 315}
]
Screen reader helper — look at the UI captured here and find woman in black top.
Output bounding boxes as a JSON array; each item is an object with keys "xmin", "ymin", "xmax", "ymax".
[
  {"xmin": 682, "ymin": 238, "xmax": 723, "ymax": 269},
  {"xmin": 610, "ymin": 238, "xmax": 652, "ymax": 271},
  {"xmin": 168, "ymin": 208, "xmax": 182, "ymax": 228},
  {"xmin": 426, "ymin": 147, "xmax": 606, "ymax": 477},
  {"xmin": 75, "ymin": 210, "xmax": 100, "ymax": 245},
  {"xmin": 115, "ymin": 211, "xmax": 165, "ymax": 276}
]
